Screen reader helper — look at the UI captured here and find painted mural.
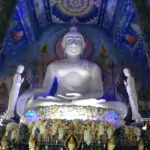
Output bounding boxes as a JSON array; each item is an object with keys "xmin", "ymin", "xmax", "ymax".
[
  {"xmin": 0, "ymin": 0, "xmax": 18, "ymax": 52},
  {"xmin": 132, "ymin": 0, "xmax": 150, "ymax": 68},
  {"xmin": 50, "ymin": 0, "xmax": 102, "ymax": 24},
  {"xmin": 103, "ymin": 0, "xmax": 118, "ymax": 29},
  {"xmin": 33, "ymin": 0, "xmax": 48, "ymax": 28}
]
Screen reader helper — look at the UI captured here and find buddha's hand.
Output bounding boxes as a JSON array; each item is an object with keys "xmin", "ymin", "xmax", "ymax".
[
  {"xmin": 21, "ymin": 77, "xmax": 24, "ymax": 83},
  {"xmin": 29, "ymin": 91, "xmax": 39, "ymax": 100},
  {"xmin": 124, "ymin": 80, "xmax": 127, "ymax": 86},
  {"xmin": 29, "ymin": 94, "xmax": 34, "ymax": 100},
  {"xmin": 57, "ymin": 93, "xmax": 82, "ymax": 100}
]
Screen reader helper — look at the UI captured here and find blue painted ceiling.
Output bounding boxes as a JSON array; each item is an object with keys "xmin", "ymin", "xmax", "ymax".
[{"xmin": 2, "ymin": 0, "xmax": 147, "ymax": 64}]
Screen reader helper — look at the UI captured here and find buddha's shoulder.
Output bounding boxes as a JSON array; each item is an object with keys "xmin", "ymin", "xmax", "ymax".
[
  {"xmin": 50, "ymin": 60, "xmax": 63, "ymax": 65},
  {"xmin": 47, "ymin": 60, "xmax": 64, "ymax": 68},
  {"xmin": 81, "ymin": 59, "xmax": 99, "ymax": 67}
]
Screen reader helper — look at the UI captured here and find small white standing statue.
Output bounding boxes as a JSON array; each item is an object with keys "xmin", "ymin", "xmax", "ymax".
[
  {"xmin": 123, "ymin": 68, "xmax": 142, "ymax": 122},
  {"xmin": 5, "ymin": 65, "xmax": 24, "ymax": 119}
]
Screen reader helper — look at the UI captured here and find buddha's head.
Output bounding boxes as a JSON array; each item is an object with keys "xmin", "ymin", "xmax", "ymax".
[
  {"xmin": 62, "ymin": 26, "xmax": 86, "ymax": 58},
  {"xmin": 17, "ymin": 65, "xmax": 24, "ymax": 74},
  {"xmin": 123, "ymin": 68, "xmax": 131, "ymax": 77}
]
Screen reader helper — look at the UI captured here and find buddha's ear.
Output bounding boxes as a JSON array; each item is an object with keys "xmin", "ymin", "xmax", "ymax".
[
  {"xmin": 64, "ymin": 51, "xmax": 67, "ymax": 57},
  {"xmin": 61, "ymin": 39, "xmax": 65, "ymax": 50},
  {"xmin": 82, "ymin": 41, "xmax": 86, "ymax": 49}
]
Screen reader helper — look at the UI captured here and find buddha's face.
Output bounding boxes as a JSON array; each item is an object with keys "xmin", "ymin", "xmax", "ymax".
[{"xmin": 64, "ymin": 35, "xmax": 83, "ymax": 57}]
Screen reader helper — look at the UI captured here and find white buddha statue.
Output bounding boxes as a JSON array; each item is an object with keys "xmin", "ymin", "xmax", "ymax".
[
  {"xmin": 16, "ymin": 27, "xmax": 127, "ymax": 118},
  {"xmin": 5, "ymin": 65, "xmax": 24, "ymax": 119},
  {"xmin": 123, "ymin": 68, "xmax": 142, "ymax": 122},
  {"xmin": 26, "ymin": 27, "xmax": 104, "ymax": 104}
]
